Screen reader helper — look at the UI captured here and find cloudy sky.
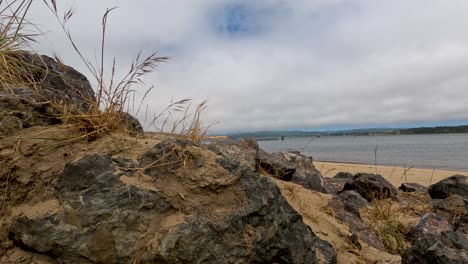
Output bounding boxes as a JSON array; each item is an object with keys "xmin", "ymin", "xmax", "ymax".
[{"xmin": 29, "ymin": 0, "xmax": 468, "ymax": 132}]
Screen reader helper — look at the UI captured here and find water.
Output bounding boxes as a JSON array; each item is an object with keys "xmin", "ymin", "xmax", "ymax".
[{"xmin": 258, "ymin": 134, "xmax": 468, "ymax": 171}]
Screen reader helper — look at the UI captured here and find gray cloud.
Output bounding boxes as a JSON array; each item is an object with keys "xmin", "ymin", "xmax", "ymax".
[{"xmin": 28, "ymin": 0, "xmax": 468, "ymax": 132}]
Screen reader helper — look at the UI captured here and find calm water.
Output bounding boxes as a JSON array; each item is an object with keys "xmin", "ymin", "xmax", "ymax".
[{"xmin": 258, "ymin": 134, "xmax": 468, "ymax": 171}]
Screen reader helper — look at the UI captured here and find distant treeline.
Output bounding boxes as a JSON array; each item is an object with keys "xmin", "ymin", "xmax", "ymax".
[{"xmin": 400, "ymin": 125, "xmax": 468, "ymax": 134}]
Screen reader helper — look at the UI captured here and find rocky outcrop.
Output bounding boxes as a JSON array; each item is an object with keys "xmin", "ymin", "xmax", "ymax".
[
  {"xmin": 432, "ymin": 195, "xmax": 466, "ymax": 224},
  {"xmin": 399, "ymin": 182, "xmax": 428, "ymax": 193},
  {"xmin": 428, "ymin": 175, "xmax": 468, "ymax": 202},
  {"xmin": 343, "ymin": 173, "xmax": 397, "ymax": 201},
  {"xmin": 329, "ymin": 190, "xmax": 387, "ymax": 252},
  {"xmin": 325, "ymin": 172, "xmax": 354, "ymax": 194},
  {"xmin": 0, "ymin": 52, "xmax": 96, "ymax": 136},
  {"xmin": 402, "ymin": 212, "xmax": 467, "ymax": 264},
  {"xmin": 257, "ymin": 150, "xmax": 329, "ymax": 193},
  {"xmin": 7, "ymin": 139, "xmax": 334, "ymax": 263},
  {"xmin": 257, "ymin": 149, "xmax": 296, "ymax": 181}
]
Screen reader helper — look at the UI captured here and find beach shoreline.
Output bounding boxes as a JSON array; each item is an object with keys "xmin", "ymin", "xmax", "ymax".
[{"xmin": 314, "ymin": 160, "xmax": 467, "ymax": 187}]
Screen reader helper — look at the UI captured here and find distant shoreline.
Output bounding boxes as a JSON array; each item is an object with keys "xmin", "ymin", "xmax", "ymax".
[{"xmin": 314, "ymin": 161, "xmax": 467, "ymax": 187}]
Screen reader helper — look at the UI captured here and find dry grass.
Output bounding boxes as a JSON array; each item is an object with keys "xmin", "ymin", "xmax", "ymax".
[
  {"xmin": 362, "ymin": 198, "xmax": 408, "ymax": 254},
  {"xmin": 0, "ymin": 0, "xmax": 38, "ymax": 88}
]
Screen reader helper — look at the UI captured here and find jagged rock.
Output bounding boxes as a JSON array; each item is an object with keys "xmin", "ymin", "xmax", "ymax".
[
  {"xmin": 206, "ymin": 138, "xmax": 258, "ymax": 171},
  {"xmin": 405, "ymin": 230, "xmax": 468, "ymax": 264},
  {"xmin": 257, "ymin": 150, "xmax": 329, "ymax": 193},
  {"xmin": 425, "ymin": 234, "xmax": 468, "ymax": 264},
  {"xmin": 343, "ymin": 173, "xmax": 397, "ymax": 201},
  {"xmin": 9, "ymin": 51, "xmax": 96, "ymax": 110},
  {"xmin": 257, "ymin": 149, "xmax": 296, "ymax": 181},
  {"xmin": 337, "ymin": 190, "xmax": 369, "ymax": 217},
  {"xmin": 280, "ymin": 151, "xmax": 328, "ymax": 193},
  {"xmin": 8, "ymin": 139, "xmax": 333, "ymax": 263},
  {"xmin": 0, "ymin": 52, "xmax": 95, "ymax": 136},
  {"xmin": 329, "ymin": 191, "xmax": 387, "ymax": 252},
  {"xmin": 432, "ymin": 195, "xmax": 466, "ymax": 224},
  {"xmin": 325, "ymin": 172, "xmax": 354, "ymax": 194},
  {"xmin": 456, "ymin": 214, "xmax": 468, "ymax": 234},
  {"xmin": 399, "ymin": 182, "xmax": 428, "ymax": 193},
  {"xmin": 429, "ymin": 175, "xmax": 468, "ymax": 202},
  {"xmin": 118, "ymin": 111, "xmax": 144, "ymax": 133},
  {"xmin": 402, "ymin": 212, "xmax": 454, "ymax": 263}
]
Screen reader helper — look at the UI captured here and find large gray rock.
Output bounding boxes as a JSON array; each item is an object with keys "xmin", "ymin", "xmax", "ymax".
[
  {"xmin": 425, "ymin": 232, "xmax": 468, "ymax": 264},
  {"xmin": 8, "ymin": 139, "xmax": 335, "ymax": 263},
  {"xmin": 258, "ymin": 150, "xmax": 329, "ymax": 193},
  {"xmin": 402, "ymin": 212, "xmax": 464, "ymax": 264},
  {"xmin": 257, "ymin": 149, "xmax": 296, "ymax": 181},
  {"xmin": 0, "ymin": 52, "xmax": 95, "ymax": 136},
  {"xmin": 329, "ymin": 190, "xmax": 387, "ymax": 252},
  {"xmin": 432, "ymin": 195, "xmax": 466, "ymax": 224},
  {"xmin": 9, "ymin": 51, "xmax": 96, "ymax": 110},
  {"xmin": 325, "ymin": 172, "xmax": 354, "ymax": 194},
  {"xmin": 429, "ymin": 175, "xmax": 468, "ymax": 202},
  {"xmin": 343, "ymin": 173, "xmax": 397, "ymax": 201}
]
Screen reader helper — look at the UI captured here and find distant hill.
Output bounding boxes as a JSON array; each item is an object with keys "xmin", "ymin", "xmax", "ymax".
[
  {"xmin": 228, "ymin": 125, "xmax": 468, "ymax": 138},
  {"xmin": 401, "ymin": 125, "xmax": 468, "ymax": 134}
]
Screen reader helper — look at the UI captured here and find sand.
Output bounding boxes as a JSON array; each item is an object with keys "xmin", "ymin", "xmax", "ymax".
[{"xmin": 314, "ymin": 161, "xmax": 468, "ymax": 187}]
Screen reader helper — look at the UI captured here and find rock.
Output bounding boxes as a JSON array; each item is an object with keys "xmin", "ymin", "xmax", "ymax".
[
  {"xmin": 8, "ymin": 139, "xmax": 333, "ymax": 263},
  {"xmin": 432, "ymin": 195, "xmax": 466, "ymax": 224},
  {"xmin": 257, "ymin": 150, "xmax": 329, "ymax": 193},
  {"xmin": 207, "ymin": 137, "xmax": 258, "ymax": 171},
  {"xmin": 280, "ymin": 151, "xmax": 329, "ymax": 193},
  {"xmin": 429, "ymin": 175, "xmax": 468, "ymax": 202},
  {"xmin": 10, "ymin": 51, "xmax": 95, "ymax": 110},
  {"xmin": 257, "ymin": 149, "xmax": 296, "ymax": 181},
  {"xmin": 402, "ymin": 212, "xmax": 454, "ymax": 263},
  {"xmin": 0, "ymin": 52, "xmax": 95, "ymax": 136},
  {"xmin": 399, "ymin": 182, "xmax": 428, "ymax": 193},
  {"xmin": 404, "ymin": 230, "xmax": 468, "ymax": 264},
  {"xmin": 329, "ymin": 191, "xmax": 387, "ymax": 252},
  {"xmin": 118, "ymin": 111, "xmax": 144, "ymax": 133},
  {"xmin": 325, "ymin": 172, "xmax": 354, "ymax": 194},
  {"xmin": 337, "ymin": 190, "xmax": 369, "ymax": 217},
  {"xmin": 343, "ymin": 173, "xmax": 397, "ymax": 201},
  {"xmin": 455, "ymin": 214, "xmax": 468, "ymax": 234},
  {"xmin": 425, "ymin": 235, "xmax": 468, "ymax": 264}
]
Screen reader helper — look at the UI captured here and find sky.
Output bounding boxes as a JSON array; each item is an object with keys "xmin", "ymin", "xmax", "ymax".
[{"xmin": 28, "ymin": 0, "xmax": 468, "ymax": 132}]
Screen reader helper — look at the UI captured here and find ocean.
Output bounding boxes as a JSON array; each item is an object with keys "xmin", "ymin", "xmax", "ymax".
[{"xmin": 258, "ymin": 133, "xmax": 468, "ymax": 171}]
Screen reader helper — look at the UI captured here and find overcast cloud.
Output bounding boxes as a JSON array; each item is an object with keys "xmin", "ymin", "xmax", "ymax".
[{"xmin": 29, "ymin": 0, "xmax": 468, "ymax": 132}]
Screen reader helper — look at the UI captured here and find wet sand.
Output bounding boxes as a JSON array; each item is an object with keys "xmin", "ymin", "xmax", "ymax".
[{"xmin": 314, "ymin": 161, "xmax": 468, "ymax": 187}]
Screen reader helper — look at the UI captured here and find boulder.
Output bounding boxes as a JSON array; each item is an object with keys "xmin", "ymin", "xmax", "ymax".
[
  {"xmin": 343, "ymin": 173, "xmax": 397, "ymax": 201},
  {"xmin": 280, "ymin": 151, "xmax": 328, "ymax": 193},
  {"xmin": 0, "ymin": 52, "xmax": 95, "ymax": 136},
  {"xmin": 402, "ymin": 212, "xmax": 454, "ymax": 263},
  {"xmin": 257, "ymin": 149, "xmax": 296, "ymax": 181},
  {"xmin": 329, "ymin": 191, "xmax": 387, "ymax": 252},
  {"xmin": 8, "ymin": 139, "xmax": 334, "ymax": 263},
  {"xmin": 8, "ymin": 51, "xmax": 96, "ymax": 110},
  {"xmin": 429, "ymin": 175, "xmax": 468, "ymax": 202},
  {"xmin": 325, "ymin": 172, "xmax": 354, "ymax": 194},
  {"xmin": 337, "ymin": 190, "xmax": 369, "ymax": 217},
  {"xmin": 257, "ymin": 150, "xmax": 329, "ymax": 193},
  {"xmin": 425, "ymin": 232, "xmax": 468, "ymax": 264},
  {"xmin": 399, "ymin": 182, "xmax": 428, "ymax": 193},
  {"xmin": 432, "ymin": 195, "xmax": 466, "ymax": 224}
]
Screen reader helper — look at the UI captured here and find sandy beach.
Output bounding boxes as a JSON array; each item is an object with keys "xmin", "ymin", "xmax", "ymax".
[{"xmin": 314, "ymin": 161, "xmax": 468, "ymax": 187}]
